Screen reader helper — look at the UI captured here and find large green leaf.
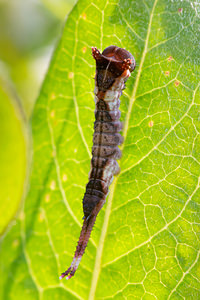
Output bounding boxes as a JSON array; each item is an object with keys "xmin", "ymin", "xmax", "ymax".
[{"xmin": 1, "ymin": 0, "xmax": 200, "ymax": 299}]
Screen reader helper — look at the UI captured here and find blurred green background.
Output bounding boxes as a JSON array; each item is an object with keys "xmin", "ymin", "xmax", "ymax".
[
  {"xmin": 0, "ymin": 0, "xmax": 76, "ymax": 234},
  {"xmin": 0, "ymin": 0, "xmax": 76, "ymax": 117}
]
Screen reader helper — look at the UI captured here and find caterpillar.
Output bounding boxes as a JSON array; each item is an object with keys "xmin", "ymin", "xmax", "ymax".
[{"xmin": 60, "ymin": 45, "xmax": 135, "ymax": 280}]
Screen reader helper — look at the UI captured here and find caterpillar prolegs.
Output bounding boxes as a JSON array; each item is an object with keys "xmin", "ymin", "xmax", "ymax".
[{"xmin": 60, "ymin": 46, "xmax": 135, "ymax": 280}]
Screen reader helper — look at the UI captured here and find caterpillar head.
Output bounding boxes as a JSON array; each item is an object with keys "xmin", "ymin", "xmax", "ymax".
[
  {"xmin": 92, "ymin": 45, "xmax": 135, "ymax": 91},
  {"xmin": 92, "ymin": 46, "xmax": 135, "ymax": 72}
]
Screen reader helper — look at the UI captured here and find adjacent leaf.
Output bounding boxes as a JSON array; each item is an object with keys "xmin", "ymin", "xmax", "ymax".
[
  {"xmin": 0, "ymin": 82, "xmax": 27, "ymax": 234},
  {"xmin": 1, "ymin": 0, "xmax": 200, "ymax": 299}
]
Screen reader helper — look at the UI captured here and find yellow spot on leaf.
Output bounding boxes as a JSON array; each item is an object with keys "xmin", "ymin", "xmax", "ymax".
[
  {"xmin": 175, "ymin": 80, "xmax": 180, "ymax": 87},
  {"xmin": 45, "ymin": 194, "xmax": 50, "ymax": 203},
  {"xmin": 38, "ymin": 212, "xmax": 44, "ymax": 222},
  {"xmin": 50, "ymin": 180, "xmax": 56, "ymax": 190},
  {"xmin": 168, "ymin": 56, "xmax": 173, "ymax": 62},
  {"xmin": 50, "ymin": 110, "xmax": 55, "ymax": 118},
  {"xmin": 62, "ymin": 174, "xmax": 68, "ymax": 182},
  {"xmin": 148, "ymin": 120, "xmax": 154, "ymax": 127},
  {"xmin": 82, "ymin": 13, "xmax": 87, "ymax": 20},
  {"xmin": 82, "ymin": 46, "xmax": 87, "ymax": 54},
  {"xmin": 68, "ymin": 72, "xmax": 74, "ymax": 79}
]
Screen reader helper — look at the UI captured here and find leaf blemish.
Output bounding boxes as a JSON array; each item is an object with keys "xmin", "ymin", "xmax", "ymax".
[
  {"xmin": 45, "ymin": 194, "xmax": 50, "ymax": 203},
  {"xmin": 175, "ymin": 80, "xmax": 180, "ymax": 87},
  {"xmin": 165, "ymin": 71, "xmax": 170, "ymax": 76},
  {"xmin": 50, "ymin": 110, "xmax": 55, "ymax": 118},
  {"xmin": 149, "ymin": 120, "xmax": 154, "ymax": 127},
  {"xmin": 62, "ymin": 174, "xmax": 68, "ymax": 182},
  {"xmin": 50, "ymin": 180, "xmax": 56, "ymax": 190},
  {"xmin": 168, "ymin": 56, "xmax": 173, "ymax": 62},
  {"xmin": 82, "ymin": 46, "xmax": 87, "ymax": 54},
  {"xmin": 81, "ymin": 13, "xmax": 87, "ymax": 20},
  {"xmin": 68, "ymin": 72, "xmax": 74, "ymax": 79}
]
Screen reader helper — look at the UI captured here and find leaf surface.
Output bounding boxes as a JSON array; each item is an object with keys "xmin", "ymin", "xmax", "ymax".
[{"xmin": 1, "ymin": 0, "xmax": 200, "ymax": 299}]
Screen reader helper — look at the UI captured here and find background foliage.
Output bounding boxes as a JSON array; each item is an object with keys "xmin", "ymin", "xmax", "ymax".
[
  {"xmin": 0, "ymin": 0, "xmax": 200, "ymax": 299},
  {"xmin": 0, "ymin": 82, "xmax": 27, "ymax": 234}
]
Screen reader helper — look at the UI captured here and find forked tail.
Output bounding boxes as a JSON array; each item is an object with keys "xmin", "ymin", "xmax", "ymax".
[{"xmin": 60, "ymin": 199, "xmax": 105, "ymax": 280}]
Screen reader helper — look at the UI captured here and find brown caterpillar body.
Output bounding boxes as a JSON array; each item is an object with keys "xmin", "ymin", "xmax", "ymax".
[{"xmin": 60, "ymin": 46, "xmax": 135, "ymax": 280}]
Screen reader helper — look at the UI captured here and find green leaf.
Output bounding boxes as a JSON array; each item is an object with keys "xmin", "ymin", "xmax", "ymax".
[
  {"xmin": 1, "ymin": 0, "xmax": 200, "ymax": 299},
  {"xmin": 0, "ymin": 82, "xmax": 27, "ymax": 234}
]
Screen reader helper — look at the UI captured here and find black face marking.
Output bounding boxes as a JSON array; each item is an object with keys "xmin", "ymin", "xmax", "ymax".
[
  {"xmin": 97, "ymin": 70, "xmax": 116, "ymax": 91},
  {"xmin": 60, "ymin": 45, "xmax": 135, "ymax": 280}
]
